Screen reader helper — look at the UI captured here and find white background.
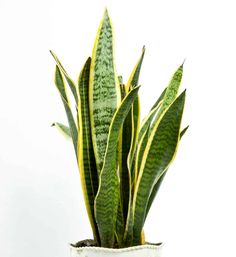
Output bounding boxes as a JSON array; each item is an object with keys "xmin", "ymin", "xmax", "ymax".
[{"xmin": 1, "ymin": 0, "xmax": 236, "ymax": 256}]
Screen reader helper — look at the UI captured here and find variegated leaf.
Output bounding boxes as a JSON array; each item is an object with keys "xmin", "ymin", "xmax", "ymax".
[
  {"xmin": 77, "ymin": 58, "xmax": 100, "ymax": 244},
  {"xmin": 151, "ymin": 63, "xmax": 184, "ymax": 128},
  {"xmin": 95, "ymin": 86, "xmax": 140, "ymax": 248},
  {"xmin": 89, "ymin": 9, "xmax": 121, "ymax": 173},
  {"xmin": 131, "ymin": 90, "xmax": 186, "ymax": 245},
  {"xmin": 119, "ymin": 48, "xmax": 145, "ymax": 229},
  {"xmin": 50, "ymin": 50, "xmax": 78, "ymax": 104},
  {"xmin": 144, "ymin": 125, "xmax": 189, "ymax": 222},
  {"xmin": 51, "ymin": 122, "xmax": 71, "ymax": 139},
  {"xmin": 54, "ymin": 66, "xmax": 78, "ymax": 156}
]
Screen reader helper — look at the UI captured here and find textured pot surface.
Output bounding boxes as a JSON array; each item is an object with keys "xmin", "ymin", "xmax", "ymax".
[{"xmin": 70, "ymin": 244, "xmax": 163, "ymax": 257}]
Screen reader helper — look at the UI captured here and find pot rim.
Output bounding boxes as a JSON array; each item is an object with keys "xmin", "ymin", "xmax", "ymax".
[{"xmin": 70, "ymin": 242, "xmax": 163, "ymax": 253}]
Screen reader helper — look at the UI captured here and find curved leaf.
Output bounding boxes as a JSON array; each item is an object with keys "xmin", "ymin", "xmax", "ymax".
[
  {"xmin": 138, "ymin": 87, "xmax": 166, "ymax": 143},
  {"xmin": 51, "ymin": 122, "xmax": 71, "ymax": 139},
  {"xmin": 144, "ymin": 125, "xmax": 189, "ymax": 222},
  {"xmin": 131, "ymin": 90, "xmax": 186, "ymax": 245},
  {"xmin": 132, "ymin": 101, "xmax": 163, "ymax": 183},
  {"xmin": 54, "ymin": 66, "xmax": 78, "ymax": 156},
  {"xmin": 50, "ymin": 50, "xmax": 78, "ymax": 104}
]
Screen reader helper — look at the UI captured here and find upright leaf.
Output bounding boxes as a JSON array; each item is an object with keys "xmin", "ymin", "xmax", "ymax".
[
  {"xmin": 151, "ymin": 63, "xmax": 184, "ymax": 128},
  {"xmin": 54, "ymin": 66, "xmax": 78, "ymax": 156},
  {"xmin": 132, "ymin": 100, "xmax": 163, "ymax": 184},
  {"xmin": 95, "ymin": 86, "xmax": 140, "ymax": 248},
  {"xmin": 144, "ymin": 125, "xmax": 189, "ymax": 222},
  {"xmin": 138, "ymin": 87, "xmax": 166, "ymax": 145},
  {"xmin": 77, "ymin": 58, "xmax": 99, "ymax": 244},
  {"xmin": 89, "ymin": 9, "xmax": 120, "ymax": 173},
  {"xmin": 119, "ymin": 109, "xmax": 132, "ymax": 223},
  {"xmin": 125, "ymin": 46, "xmax": 145, "ymax": 92},
  {"xmin": 116, "ymin": 81, "xmax": 127, "ymax": 244},
  {"xmin": 50, "ymin": 50, "xmax": 78, "ymax": 104},
  {"xmin": 119, "ymin": 48, "xmax": 145, "ymax": 227},
  {"xmin": 127, "ymin": 47, "xmax": 145, "ymax": 166},
  {"xmin": 131, "ymin": 90, "xmax": 186, "ymax": 245}
]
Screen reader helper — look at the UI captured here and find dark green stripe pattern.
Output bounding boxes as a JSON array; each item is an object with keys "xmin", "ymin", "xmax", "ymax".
[
  {"xmin": 95, "ymin": 86, "xmax": 140, "ymax": 248},
  {"xmin": 151, "ymin": 64, "xmax": 183, "ymax": 129},
  {"xmin": 144, "ymin": 125, "xmax": 189, "ymax": 222},
  {"xmin": 90, "ymin": 10, "xmax": 119, "ymax": 173},
  {"xmin": 78, "ymin": 58, "xmax": 100, "ymax": 244},
  {"xmin": 132, "ymin": 90, "xmax": 186, "ymax": 245}
]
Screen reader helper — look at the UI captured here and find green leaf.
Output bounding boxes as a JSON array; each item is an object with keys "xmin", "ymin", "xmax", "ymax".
[
  {"xmin": 127, "ymin": 47, "xmax": 145, "ymax": 166},
  {"xmin": 132, "ymin": 100, "xmax": 163, "ymax": 183},
  {"xmin": 89, "ymin": 9, "xmax": 121, "ymax": 173},
  {"xmin": 119, "ymin": 48, "xmax": 145, "ymax": 229},
  {"xmin": 77, "ymin": 58, "xmax": 100, "ymax": 244},
  {"xmin": 51, "ymin": 122, "xmax": 71, "ymax": 139},
  {"xmin": 116, "ymin": 83, "xmax": 127, "ymax": 244},
  {"xmin": 120, "ymin": 84, "xmax": 126, "ymax": 99},
  {"xmin": 150, "ymin": 87, "xmax": 167, "ymax": 111},
  {"xmin": 119, "ymin": 109, "xmax": 132, "ymax": 223},
  {"xmin": 151, "ymin": 63, "xmax": 184, "ymax": 129},
  {"xmin": 125, "ymin": 89, "xmax": 166, "ymax": 242},
  {"xmin": 54, "ymin": 66, "xmax": 78, "ymax": 156},
  {"xmin": 123, "ymin": 205, "xmax": 134, "ymax": 247},
  {"xmin": 131, "ymin": 90, "xmax": 186, "ymax": 245},
  {"xmin": 136, "ymin": 126, "xmax": 150, "ymax": 181},
  {"xmin": 94, "ymin": 86, "xmax": 140, "ymax": 248},
  {"xmin": 125, "ymin": 46, "xmax": 145, "ymax": 91},
  {"xmin": 118, "ymin": 75, "xmax": 123, "ymax": 85},
  {"xmin": 50, "ymin": 50, "xmax": 78, "ymax": 104},
  {"xmin": 144, "ymin": 125, "xmax": 189, "ymax": 222},
  {"xmin": 130, "ymin": 88, "xmax": 166, "ymax": 191},
  {"xmin": 128, "ymin": 97, "xmax": 140, "ymax": 169},
  {"xmin": 144, "ymin": 172, "xmax": 166, "ymax": 223},
  {"xmin": 138, "ymin": 87, "xmax": 166, "ymax": 143},
  {"xmin": 180, "ymin": 125, "xmax": 189, "ymax": 138},
  {"xmin": 115, "ymin": 199, "xmax": 125, "ymax": 247}
]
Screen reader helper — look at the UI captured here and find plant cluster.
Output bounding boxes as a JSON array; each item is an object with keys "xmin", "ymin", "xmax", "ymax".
[{"xmin": 51, "ymin": 9, "xmax": 188, "ymax": 248}]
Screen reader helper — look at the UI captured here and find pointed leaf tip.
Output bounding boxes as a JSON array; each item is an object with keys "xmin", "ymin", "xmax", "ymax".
[
  {"xmin": 179, "ymin": 89, "xmax": 186, "ymax": 99},
  {"xmin": 181, "ymin": 58, "xmax": 186, "ymax": 67},
  {"xmin": 104, "ymin": 7, "xmax": 109, "ymax": 17}
]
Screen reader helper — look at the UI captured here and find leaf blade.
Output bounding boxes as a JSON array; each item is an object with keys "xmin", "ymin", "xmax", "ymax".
[
  {"xmin": 144, "ymin": 125, "xmax": 189, "ymax": 222},
  {"xmin": 151, "ymin": 63, "xmax": 184, "ymax": 129},
  {"xmin": 94, "ymin": 86, "xmax": 140, "ymax": 248},
  {"xmin": 89, "ymin": 9, "xmax": 121, "ymax": 173},
  {"xmin": 51, "ymin": 122, "xmax": 71, "ymax": 139},
  {"xmin": 50, "ymin": 50, "xmax": 78, "ymax": 104},
  {"xmin": 77, "ymin": 58, "xmax": 100, "ymax": 244},
  {"xmin": 132, "ymin": 90, "xmax": 186, "ymax": 245},
  {"xmin": 54, "ymin": 66, "xmax": 78, "ymax": 156}
]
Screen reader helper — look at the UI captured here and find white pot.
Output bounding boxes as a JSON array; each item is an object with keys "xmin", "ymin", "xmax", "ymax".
[{"xmin": 70, "ymin": 243, "xmax": 163, "ymax": 257}]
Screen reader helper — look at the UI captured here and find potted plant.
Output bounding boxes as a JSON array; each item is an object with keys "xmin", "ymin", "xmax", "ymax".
[{"xmin": 50, "ymin": 9, "xmax": 188, "ymax": 257}]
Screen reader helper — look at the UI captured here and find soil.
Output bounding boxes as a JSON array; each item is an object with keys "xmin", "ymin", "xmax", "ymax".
[
  {"xmin": 71, "ymin": 239, "xmax": 162, "ymax": 248},
  {"xmin": 70, "ymin": 239, "xmax": 97, "ymax": 248}
]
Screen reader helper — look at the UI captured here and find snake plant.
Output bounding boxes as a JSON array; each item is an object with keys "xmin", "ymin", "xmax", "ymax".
[{"xmin": 50, "ymin": 9, "xmax": 188, "ymax": 248}]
